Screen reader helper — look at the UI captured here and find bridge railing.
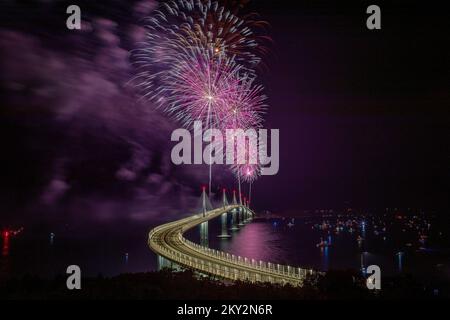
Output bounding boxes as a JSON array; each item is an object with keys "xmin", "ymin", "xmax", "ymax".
[
  {"xmin": 148, "ymin": 205, "xmax": 317, "ymax": 285},
  {"xmin": 148, "ymin": 206, "xmax": 231, "ymax": 236},
  {"xmin": 150, "ymin": 228, "xmax": 277, "ymax": 283},
  {"xmin": 150, "ymin": 238, "xmax": 295, "ymax": 284},
  {"xmin": 178, "ymin": 234, "xmax": 313, "ymax": 280}
]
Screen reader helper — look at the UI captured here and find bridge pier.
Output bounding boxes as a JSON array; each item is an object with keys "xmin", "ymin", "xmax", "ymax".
[
  {"xmin": 157, "ymin": 254, "xmax": 180, "ymax": 271},
  {"xmin": 157, "ymin": 254, "xmax": 167, "ymax": 271},
  {"xmin": 200, "ymin": 221, "xmax": 209, "ymax": 247},
  {"xmin": 218, "ymin": 211, "xmax": 231, "ymax": 238},
  {"xmin": 230, "ymin": 208, "xmax": 239, "ymax": 231},
  {"xmin": 237, "ymin": 206, "xmax": 245, "ymax": 227}
]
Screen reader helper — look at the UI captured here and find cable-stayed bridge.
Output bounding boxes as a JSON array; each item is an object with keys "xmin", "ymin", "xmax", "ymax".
[{"xmin": 148, "ymin": 189, "xmax": 314, "ymax": 286}]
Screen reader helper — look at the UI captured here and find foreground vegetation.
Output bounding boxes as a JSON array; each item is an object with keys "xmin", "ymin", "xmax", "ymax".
[{"xmin": 1, "ymin": 269, "xmax": 448, "ymax": 299}]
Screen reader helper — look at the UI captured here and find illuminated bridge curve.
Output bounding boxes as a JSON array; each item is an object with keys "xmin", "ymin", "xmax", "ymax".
[{"xmin": 148, "ymin": 205, "xmax": 315, "ymax": 286}]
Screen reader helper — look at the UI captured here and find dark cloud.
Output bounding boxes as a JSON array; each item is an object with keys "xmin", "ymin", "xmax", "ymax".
[
  {"xmin": 3, "ymin": 0, "xmax": 447, "ymax": 227},
  {"xmin": 0, "ymin": 0, "xmax": 231, "ymax": 225}
]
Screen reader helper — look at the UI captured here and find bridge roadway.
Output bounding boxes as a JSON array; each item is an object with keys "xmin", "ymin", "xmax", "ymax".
[{"xmin": 148, "ymin": 205, "xmax": 314, "ymax": 286}]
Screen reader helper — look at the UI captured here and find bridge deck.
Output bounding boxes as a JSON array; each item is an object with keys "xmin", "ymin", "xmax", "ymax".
[{"xmin": 148, "ymin": 205, "xmax": 314, "ymax": 286}]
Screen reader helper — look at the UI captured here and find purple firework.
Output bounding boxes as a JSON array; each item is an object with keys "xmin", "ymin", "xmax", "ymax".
[
  {"xmin": 220, "ymin": 74, "xmax": 267, "ymax": 131},
  {"xmin": 160, "ymin": 49, "xmax": 243, "ymax": 129}
]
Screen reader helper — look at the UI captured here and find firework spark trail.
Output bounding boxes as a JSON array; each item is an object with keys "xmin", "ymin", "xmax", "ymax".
[
  {"xmin": 159, "ymin": 48, "xmax": 243, "ymax": 128},
  {"xmin": 228, "ymin": 127, "xmax": 263, "ymax": 204},
  {"xmin": 156, "ymin": 46, "xmax": 267, "ymax": 194},
  {"xmin": 131, "ymin": 0, "xmax": 270, "ymax": 197},
  {"xmin": 220, "ymin": 74, "xmax": 267, "ymax": 131},
  {"xmin": 236, "ymin": 162, "xmax": 261, "ymax": 206},
  {"xmin": 132, "ymin": 0, "xmax": 269, "ymax": 106},
  {"xmin": 154, "ymin": 48, "xmax": 252, "ymax": 194},
  {"xmin": 156, "ymin": 0, "xmax": 268, "ymax": 67},
  {"xmin": 133, "ymin": 0, "xmax": 269, "ymax": 129}
]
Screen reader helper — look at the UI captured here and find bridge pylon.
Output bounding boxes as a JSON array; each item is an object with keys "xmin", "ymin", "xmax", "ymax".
[
  {"xmin": 218, "ymin": 189, "xmax": 231, "ymax": 238},
  {"xmin": 200, "ymin": 221, "xmax": 208, "ymax": 246},
  {"xmin": 238, "ymin": 193, "xmax": 245, "ymax": 227},
  {"xmin": 230, "ymin": 190, "xmax": 239, "ymax": 231},
  {"xmin": 199, "ymin": 186, "xmax": 210, "ymax": 245},
  {"xmin": 202, "ymin": 186, "xmax": 207, "ymax": 217},
  {"xmin": 246, "ymin": 199, "xmax": 253, "ymax": 221},
  {"xmin": 243, "ymin": 197, "xmax": 249, "ymax": 223},
  {"xmin": 222, "ymin": 188, "xmax": 229, "ymax": 208}
]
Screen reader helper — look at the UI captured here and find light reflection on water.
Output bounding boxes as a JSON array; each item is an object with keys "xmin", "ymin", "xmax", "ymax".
[
  {"xmin": 320, "ymin": 246, "xmax": 329, "ymax": 271},
  {"xmin": 218, "ymin": 222, "xmax": 286, "ymax": 263},
  {"xmin": 187, "ymin": 216, "xmax": 450, "ymax": 279},
  {"xmin": 187, "ymin": 218, "xmax": 346, "ymax": 272},
  {"xmin": 1, "ymin": 214, "xmax": 450, "ymax": 281},
  {"xmin": 2, "ymin": 234, "xmax": 9, "ymax": 257}
]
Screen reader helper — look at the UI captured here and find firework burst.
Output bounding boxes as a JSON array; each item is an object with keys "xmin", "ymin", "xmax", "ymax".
[
  {"xmin": 232, "ymin": 163, "xmax": 261, "ymax": 184},
  {"xmin": 157, "ymin": 48, "xmax": 243, "ymax": 128},
  {"xmin": 155, "ymin": 0, "xmax": 269, "ymax": 67},
  {"xmin": 132, "ymin": 0, "xmax": 270, "ymax": 106},
  {"xmin": 220, "ymin": 74, "xmax": 267, "ymax": 131},
  {"xmin": 131, "ymin": 0, "xmax": 270, "ymax": 197},
  {"xmin": 229, "ymin": 136, "xmax": 262, "ymax": 183},
  {"xmin": 227, "ymin": 127, "xmax": 263, "ymax": 205}
]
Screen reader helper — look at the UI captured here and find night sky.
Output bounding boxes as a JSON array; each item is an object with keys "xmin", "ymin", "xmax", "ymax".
[
  {"xmin": 254, "ymin": 1, "xmax": 449, "ymax": 212},
  {"xmin": 0, "ymin": 0, "xmax": 449, "ymax": 226}
]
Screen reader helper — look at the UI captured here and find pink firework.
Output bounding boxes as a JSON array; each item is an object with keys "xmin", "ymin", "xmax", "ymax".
[
  {"xmin": 132, "ymin": 0, "xmax": 271, "ymax": 111},
  {"xmin": 220, "ymin": 74, "xmax": 267, "ymax": 131},
  {"xmin": 236, "ymin": 163, "xmax": 261, "ymax": 183},
  {"xmin": 222, "ymin": 75, "xmax": 267, "ymax": 170},
  {"xmin": 230, "ymin": 141, "xmax": 262, "ymax": 183},
  {"xmin": 159, "ymin": 48, "xmax": 243, "ymax": 129},
  {"xmin": 229, "ymin": 136, "xmax": 262, "ymax": 205}
]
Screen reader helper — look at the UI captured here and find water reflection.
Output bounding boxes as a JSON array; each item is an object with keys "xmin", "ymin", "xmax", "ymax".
[
  {"xmin": 218, "ymin": 222, "xmax": 284, "ymax": 263},
  {"xmin": 218, "ymin": 211, "xmax": 231, "ymax": 238},
  {"xmin": 0, "ymin": 232, "xmax": 11, "ymax": 281},
  {"xmin": 230, "ymin": 208, "xmax": 239, "ymax": 231},
  {"xmin": 320, "ymin": 246, "xmax": 329, "ymax": 271},
  {"xmin": 199, "ymin": 215, "xmax": 450, "ymax": 279},
  {"xmin": 49, "ymin": 232, "xmax": 55, "ymax": 245},
  {"xmin": 200, "ymin": 221, "xmax": 209, "ymax": 247},
  {"xmin": 2, "ymin": 232, "xmax": 10, "ymax": 257},
  {"xmin": 397, "ymin": 252, "xmax": 404, "ymax": 272}
]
